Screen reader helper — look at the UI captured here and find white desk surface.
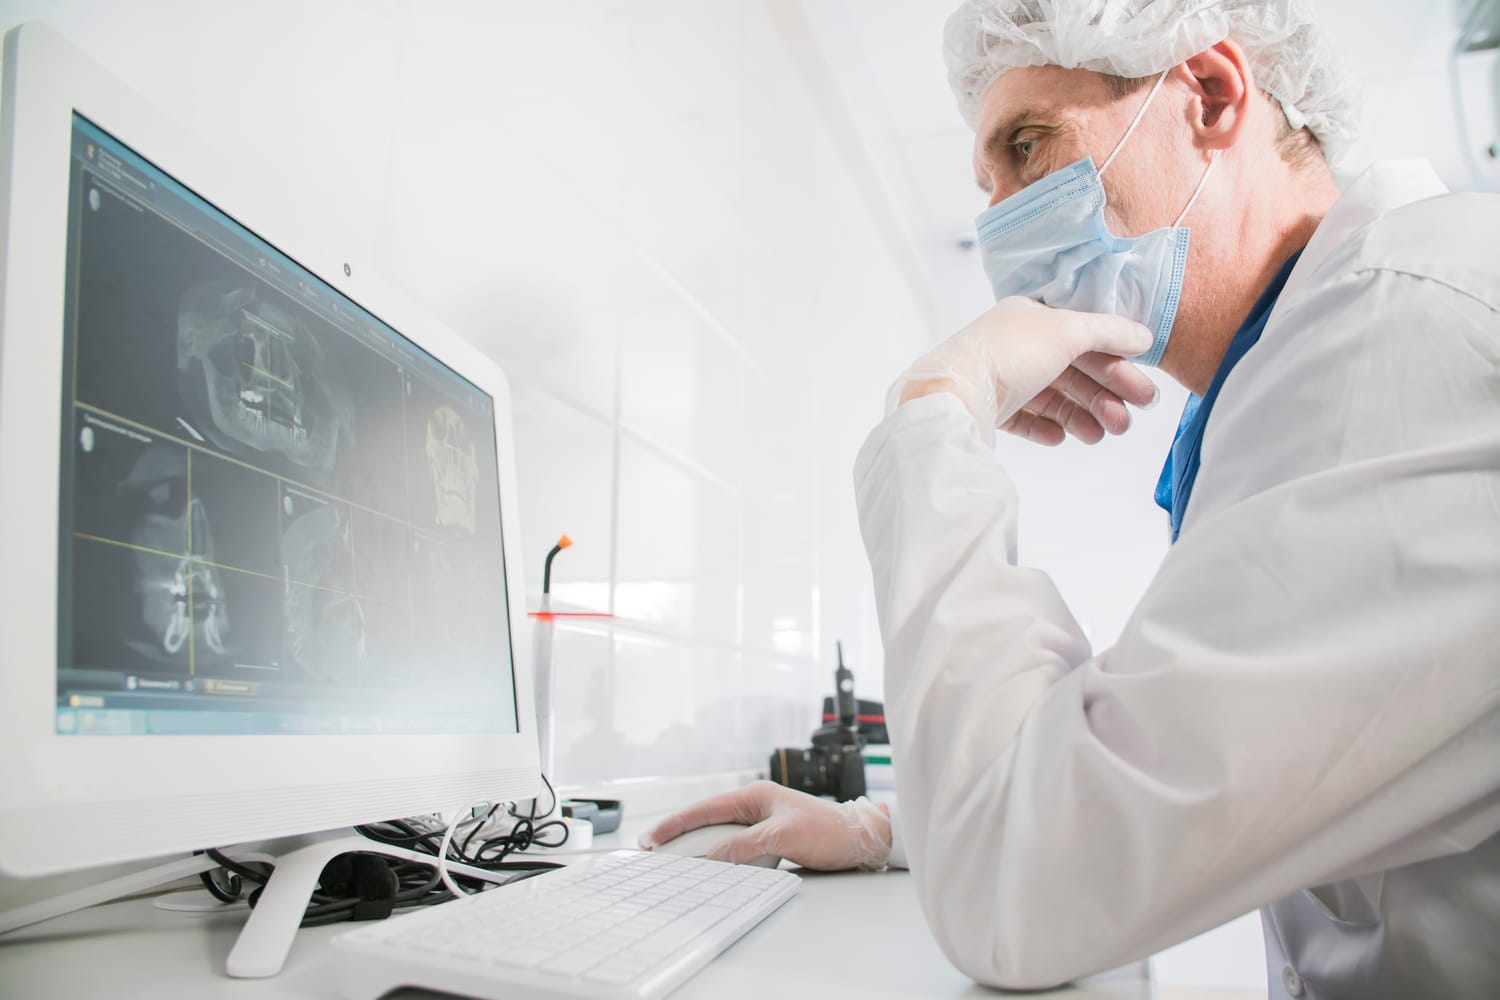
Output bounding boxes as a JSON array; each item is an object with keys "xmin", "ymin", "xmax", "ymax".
[{"xmin": 0, "ymin": 810, "xmax": 1261, "ymax": 1000}]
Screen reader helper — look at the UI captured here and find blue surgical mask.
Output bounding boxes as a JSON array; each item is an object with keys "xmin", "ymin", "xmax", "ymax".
[{"xmin": 974, "ymin": 71, "xmax": 1218, "ymax": 367}]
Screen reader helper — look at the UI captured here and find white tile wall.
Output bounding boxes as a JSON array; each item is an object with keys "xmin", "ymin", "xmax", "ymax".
[{"xmin": 2, "ymin": 0, "xmax": 930, "ymax": 789}]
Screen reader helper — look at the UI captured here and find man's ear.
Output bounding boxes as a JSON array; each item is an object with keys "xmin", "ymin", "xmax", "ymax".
[{"xmin": 1177, "ymin": 39, "xmax": 1252, "ymax": 151}]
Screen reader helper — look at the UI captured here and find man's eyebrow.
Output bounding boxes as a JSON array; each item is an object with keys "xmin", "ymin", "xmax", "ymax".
[{"xmin": 975, "ymin": 105, "xmax": 1057, "ymax": 186}]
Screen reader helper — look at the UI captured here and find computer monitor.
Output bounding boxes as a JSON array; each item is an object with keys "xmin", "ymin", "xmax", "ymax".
[{"xmin": 0, "ymin": 21, "xmax": 539, "ymax": 963}]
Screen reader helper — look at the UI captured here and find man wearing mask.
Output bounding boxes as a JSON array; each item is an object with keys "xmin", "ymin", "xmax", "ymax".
[{"xmin": 644, "ymin": 2, "xmax": 1500, "ymax": 997}]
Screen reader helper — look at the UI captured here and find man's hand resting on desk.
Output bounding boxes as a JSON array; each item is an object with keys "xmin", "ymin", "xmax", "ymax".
[{"xmin": 638, "ymin": 781, "xmax": 892, "ymax": 871}]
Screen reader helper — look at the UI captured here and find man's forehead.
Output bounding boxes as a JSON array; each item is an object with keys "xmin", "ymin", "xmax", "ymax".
[{"xmin": 974, "ymin": 65, "xmax": 1112, "ymax": 129}]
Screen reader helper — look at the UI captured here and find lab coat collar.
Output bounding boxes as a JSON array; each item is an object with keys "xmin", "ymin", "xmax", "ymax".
[{"xmin": 1279, "ymin": 159, "xmax": 1449, "ymax": 304}]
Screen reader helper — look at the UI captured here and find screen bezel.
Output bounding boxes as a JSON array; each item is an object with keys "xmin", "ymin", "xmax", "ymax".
[{"xmin": 0, "ymin": 23, "xmax": 540, "ymax": 876}]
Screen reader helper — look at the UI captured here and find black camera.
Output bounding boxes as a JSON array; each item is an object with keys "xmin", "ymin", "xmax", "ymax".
[{"xmin": 769, "ymin": 642, "xmax": 866, "ymax": 802}]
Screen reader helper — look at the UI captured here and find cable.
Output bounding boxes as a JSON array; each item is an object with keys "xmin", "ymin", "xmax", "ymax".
[
  {"xmin": 196, "ymin": 850, "xmax": 242, "ymax": 903},
  {"xmin": 357, "ymin": 778, "xmax": 569, "ymax": 867},
  {"xmin": 436, "ymin": 805, "xmax": 477, "ymax": 898},
  {"xmin": 194, "ymin": 774, "xmax": 571, "ymax": 929}
]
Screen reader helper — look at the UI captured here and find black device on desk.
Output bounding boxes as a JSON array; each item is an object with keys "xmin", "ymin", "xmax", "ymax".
[
  {"xmin": 769, "ymin": 641, "xmax": 867, "ymax": 801},
  {"xmin": 562, "ymin": 798, "xmax": 624, "ymax": 834},
  {"xmin": 819, "ymin": 697, "xmax": 887, "ymax": 745}
]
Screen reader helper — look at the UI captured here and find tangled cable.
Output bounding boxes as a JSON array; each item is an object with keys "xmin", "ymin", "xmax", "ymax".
[{"xmin": 195, "ymin": 774, "xmax": 566, "ymax": 927}]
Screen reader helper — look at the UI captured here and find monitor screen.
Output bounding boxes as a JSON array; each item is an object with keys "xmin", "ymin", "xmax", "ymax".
[{"xmin": 55, "ymin": 114, "xmax": 518, "ymax": 738}]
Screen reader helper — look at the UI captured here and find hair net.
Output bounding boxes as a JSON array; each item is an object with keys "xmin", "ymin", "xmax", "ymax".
[{"xmin": 943, "ymin": 0, "xmax": 1360, "ymax": 166}]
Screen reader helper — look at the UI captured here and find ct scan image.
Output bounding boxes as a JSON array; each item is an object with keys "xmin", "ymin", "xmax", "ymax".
[
  {"xmin": 72, "ymin": 182, "xmax": 409, "ymax": 517},
  {"xmin": 279, "ymin": 486, "xmax": 364, "ymax": 684},
  {"xmin": 402, "ymin": 375, "xmax": 502, "ymax": 542},
  {"xmin": 60, "ymin": 126, "xmax": 518, "ymax": 732},
  {"xmin": 68, "ymin": 423, "xmax": 280, "ymax": 675},
  {"xmin": 176, "ymin": 280, "xmax": 353, "ymax": 478}
]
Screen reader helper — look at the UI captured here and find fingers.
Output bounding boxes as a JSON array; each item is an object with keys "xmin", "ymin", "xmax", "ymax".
[
  {"xmin": 1058, "ymin": 308, "xmax": 1154, "ymax": 360},
  {"xmin": 1091, "ymin": 395, "xmax": 1132, "ymax": 436},
  {"xmin": 1071, "ymin": 352, "xmax": 1158, "ymax": 410},
  {"xmin": 1001, "ymin": 385, "xmax": 1106, "ymax": 445},
  {"xmin": 704, "ymin": 829, "xmax": 774, "ymax": 866},
  {"xmin": 1054, "ymin": 367, "xmax": 1130, "ymax": 436},
  {"xmin": 1035, "ymin": 384, "xmax": 1106, "ymax": 444},
  {"xmin": 999, "ymin": 407, "xmax": 1066, "ymax": 446},
  {"xmin": 1019, "ymin": 358, "xmax": 1153, "ymax": 442},
  {"xmin": 638, "ymin": 785, "xmax": 768, "ymax": 850}
]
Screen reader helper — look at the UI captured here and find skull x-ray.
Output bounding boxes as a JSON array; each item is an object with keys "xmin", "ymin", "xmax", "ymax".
[
  {"xmin": 177, "ymin": 281, "xmax": 353, "ymax": 474},
  {"xmin": 425, "ymin": 404, "xmax": 479, "ymax": 535},
  {"xmin": 280, "ymin": 496, "xmax": 366, "ymax": 684},
  {"xmin": 119, "ymin": 443, "xmax": 229, "ymax": 663}
]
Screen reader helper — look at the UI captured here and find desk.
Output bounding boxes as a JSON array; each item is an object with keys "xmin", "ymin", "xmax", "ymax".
[{"xmin": 0, "ymin": 810, "xmax": 1259, "ymax": 1000}]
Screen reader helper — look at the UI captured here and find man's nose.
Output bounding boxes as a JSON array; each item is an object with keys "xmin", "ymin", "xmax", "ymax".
[{"xmin": 983, "ymin": 176, "xmax": 1022, "ymax": 209}]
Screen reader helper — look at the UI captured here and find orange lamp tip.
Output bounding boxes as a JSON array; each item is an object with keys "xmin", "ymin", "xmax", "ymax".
[{"xmin": 557, "ymin": 534, "xmax": 573, "ymax": 549}]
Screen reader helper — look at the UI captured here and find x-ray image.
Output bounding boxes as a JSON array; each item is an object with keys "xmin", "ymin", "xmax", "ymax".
[
  {"xmin": 121, "ymin": 443, "xmax": 227, "ymax": 661},
  {"xmin": 61, "ymin": 127, "xmax": 516, "ymax": 733},
  {"xmin": 69, "ymin": 426, "xmax": 280, "ymax": 675},
  {"xmin": 280, "ymin": 489, "xmax": 365, "ymax": 684},
  {"xmin": 177, "ymin": 280, "xmax": 353, "ymax": 475},
  {"xmin": 404, "ymin": 376, "xmax": 501, "ymax": 544},
  {"xmin": 426, "ymin": 404, "xmax": 479, "ymax": 535}
]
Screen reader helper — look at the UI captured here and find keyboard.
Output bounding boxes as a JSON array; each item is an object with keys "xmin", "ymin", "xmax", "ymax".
[{"xmin": 331, "ymin": 849, "xmax": 800, "ymax": 1000}]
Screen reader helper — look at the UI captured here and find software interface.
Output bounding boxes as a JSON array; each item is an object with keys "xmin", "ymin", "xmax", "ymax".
[{"xmin": 56, "ymin": 114, "xmax": 518, "ymax": 736}]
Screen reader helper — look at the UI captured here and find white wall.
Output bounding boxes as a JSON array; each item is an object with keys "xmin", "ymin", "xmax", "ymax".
[{"xmin": 0, "ymin": 0, "xmax": 931, "ymax": 790}]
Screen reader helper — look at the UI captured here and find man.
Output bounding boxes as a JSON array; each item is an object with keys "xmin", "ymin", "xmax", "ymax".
[{"xmin": 644, "ymin": 2, "xmax": 1500, "ymax": 997}]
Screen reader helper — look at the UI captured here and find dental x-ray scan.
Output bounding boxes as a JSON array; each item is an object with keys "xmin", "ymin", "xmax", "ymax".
[{"xmin": 55, "ymin": 115, "xmax": 517, "ymax": 737}]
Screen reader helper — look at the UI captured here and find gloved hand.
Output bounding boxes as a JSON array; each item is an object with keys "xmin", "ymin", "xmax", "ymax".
[
  {"xmin": 638, "ymin": 780, "xmax": 891, "ymax": 871},
  {"xmin": 887, "ymin": 297, "xmax": 1159, "ymax": 447}
]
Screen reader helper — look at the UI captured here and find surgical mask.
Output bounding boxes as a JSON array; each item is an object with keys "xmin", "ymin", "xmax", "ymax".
[{"xmin": 974, "ymin": 71, "xmax": 1219, "ymax": 367}]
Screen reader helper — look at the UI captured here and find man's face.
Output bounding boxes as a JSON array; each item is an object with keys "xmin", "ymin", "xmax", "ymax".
[{"xmin": 970, "ymin": 65, "xmax": 1201, "ymax": 240}]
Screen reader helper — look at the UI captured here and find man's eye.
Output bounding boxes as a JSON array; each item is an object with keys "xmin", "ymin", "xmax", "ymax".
[{"xmin": 1014, "ymin": 138, "xmax": 1037, "ymax": 160}]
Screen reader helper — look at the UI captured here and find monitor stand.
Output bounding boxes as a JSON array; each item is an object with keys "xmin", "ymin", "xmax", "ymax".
[{"xmin": 0, "ymin": 827, "xmax": 512, "ymax": 978}]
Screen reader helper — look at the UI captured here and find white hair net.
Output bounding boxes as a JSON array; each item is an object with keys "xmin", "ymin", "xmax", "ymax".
[{"xmin": 943, "ymin": 0, "xmax": 1360, "ymax": 166}]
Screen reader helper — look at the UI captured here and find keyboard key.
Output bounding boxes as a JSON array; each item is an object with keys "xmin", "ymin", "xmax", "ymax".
[
  {"xmin": 586, "ymin": 966, "xmax": 640, "ymax": 986},
  {"xmin": 539, "ymin": 947, "xmax": 612, "ymax": 977},
  {"xmin": 488, "ymin": 945, "xmax": 555, "ymax": 969}
]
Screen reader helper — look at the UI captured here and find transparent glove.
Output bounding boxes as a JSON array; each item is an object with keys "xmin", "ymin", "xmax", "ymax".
[
  {"xmin": 638, "ymin": 780, "xmax": 891, "ymax": 872},
  {"xmin": 887, "ymin": 297, "xmax": 1159, "ymax": 447}
]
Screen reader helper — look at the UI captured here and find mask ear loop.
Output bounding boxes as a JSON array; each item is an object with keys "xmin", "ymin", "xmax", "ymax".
[
  {"xmin": 1099, "ymin": 69, "xmax": 1170, "ymax": 176},
  {"xmin": 1172, "ymin": 149, "xmax": 1220, "ymax": 226}
]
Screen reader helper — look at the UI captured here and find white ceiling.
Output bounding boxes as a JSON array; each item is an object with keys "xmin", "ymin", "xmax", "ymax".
[{"xmin": 801, "ymin": 0, "xmax": 1500, "ymax": 339}]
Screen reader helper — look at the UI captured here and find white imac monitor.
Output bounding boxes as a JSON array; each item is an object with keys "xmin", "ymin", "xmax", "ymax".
[{"xmin": 0, "ymin": 20, "xmax": 539, "ymax": 922}]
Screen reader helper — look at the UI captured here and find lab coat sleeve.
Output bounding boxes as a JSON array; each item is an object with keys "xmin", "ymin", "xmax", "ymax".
[{"xmin": 853, "ymin": 271, "xmax": 1500, "ymax": 989}]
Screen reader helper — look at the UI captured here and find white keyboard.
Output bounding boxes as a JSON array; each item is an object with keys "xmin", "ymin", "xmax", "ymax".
[{"xmin": 331, "ymin": 850, "xmax": 800, "ymax": 1000}]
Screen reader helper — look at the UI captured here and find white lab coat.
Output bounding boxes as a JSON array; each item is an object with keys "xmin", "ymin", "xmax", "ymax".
[{"xmin": 854, "ymin": 160, "xmax": 1500, "ymax": 999}]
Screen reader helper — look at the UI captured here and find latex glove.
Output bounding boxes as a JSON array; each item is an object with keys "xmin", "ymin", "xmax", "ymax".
[
  {"xmin": 638, "ymin": 780, "xmax": 891, "ymax": 872},
  {"xmin": 887, "ymin": 297, "xmax": 1159, "ymax": 447}
]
